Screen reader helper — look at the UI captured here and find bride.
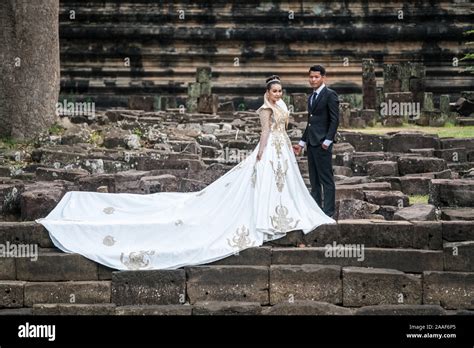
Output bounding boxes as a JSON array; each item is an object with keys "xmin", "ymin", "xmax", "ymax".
[{"xmin": 36, "ymin": 75, "xmax": 336, "ymax": 270}]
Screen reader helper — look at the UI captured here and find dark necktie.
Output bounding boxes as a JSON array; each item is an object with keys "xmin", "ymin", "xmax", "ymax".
[{"xmin": 310, "ymin": 91, "xmax": 318, "ymax": 108}]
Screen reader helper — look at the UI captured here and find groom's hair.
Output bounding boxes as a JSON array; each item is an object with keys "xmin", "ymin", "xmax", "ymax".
[{"xmin": 309, "ymin": 65, "xmax": 326, "ymax": 76}]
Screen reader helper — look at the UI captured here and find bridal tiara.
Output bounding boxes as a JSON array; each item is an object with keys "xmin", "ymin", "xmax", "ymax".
[{"xmin": 266, "ymin": 79, "xmax": 281, "ymax": 85}]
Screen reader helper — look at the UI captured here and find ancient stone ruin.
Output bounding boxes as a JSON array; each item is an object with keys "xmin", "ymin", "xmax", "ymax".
[
  {"xmin": 0, "ymin": 0, "xmax": 472, "ymax": 317},
  {"xmin": 0, "ymin": 94, "xmax": 473, "ymax": 315}
]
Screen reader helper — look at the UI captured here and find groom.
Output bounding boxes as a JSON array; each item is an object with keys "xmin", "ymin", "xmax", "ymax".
[{"xmin": 293, "ymin": 65, "xmax": 339, "ymax": 218}]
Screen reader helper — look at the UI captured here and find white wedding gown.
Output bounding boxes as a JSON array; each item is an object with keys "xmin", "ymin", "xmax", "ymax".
[{"xmin": 36, "ymin": 95, "xmax": 335, "ymax": 270}]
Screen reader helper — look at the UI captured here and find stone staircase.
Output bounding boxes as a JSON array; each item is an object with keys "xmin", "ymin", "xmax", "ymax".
[
  {"xmin": 58, "ymin": 0, "xmax": 472, "ymax": 108},
  {"xmin": 0, "ymin": 219, "xmax": 472, "ymax": 315}
]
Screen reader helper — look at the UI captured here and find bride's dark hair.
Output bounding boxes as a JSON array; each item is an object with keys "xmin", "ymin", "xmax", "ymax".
[{"xmin": 266, "ymin": 75, "xmax": 281, "ymax": 90}]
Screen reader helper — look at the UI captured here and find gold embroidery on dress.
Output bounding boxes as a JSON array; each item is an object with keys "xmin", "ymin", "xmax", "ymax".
[
  {"xmin": 227, "ymin": 225, "xmax": 255, "ymax": 250},
  {"xmin": 270, "ymin": 108, "xmax": 288, "ymax": 134},
  {"xmin": 103, "ymin": 207, "xmax": 115, "ymax": 215},
  {"xmin": 120, "ymin": 250, "xmax": 155, "ymax": 270},
  {"xmin": 270, "ymin": 200, "xmax": 300, "ymax": 232},
  {"xmin": 270, "ymin": 159, "xmax": 288, "ymax": 192},
  {"xmin": 103, "ymin": 235, "xmax": 116, "ymax": 246},
  {"xmin": 271, "ymin": 134, "xmax": 284, "ymax": 158}
]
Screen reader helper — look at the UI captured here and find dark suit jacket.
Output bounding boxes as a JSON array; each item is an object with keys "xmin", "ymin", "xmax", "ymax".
[{"xmin": 301, "ymin": 86, "xmax": 340, "ymax": 147}]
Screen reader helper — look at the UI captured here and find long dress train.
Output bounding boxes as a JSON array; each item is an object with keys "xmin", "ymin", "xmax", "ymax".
[{"xmin": 36, "ymin": 95, "xmax": 336, "ymax": 270}]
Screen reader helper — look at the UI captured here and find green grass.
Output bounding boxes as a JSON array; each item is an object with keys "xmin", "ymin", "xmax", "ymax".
[
  {"xmin": 0, "ymin": 137, "xmax": 18, "ymax": 149},
  {"xmin": 408, "ymin": 195, "xmax": 430, "ymax": 205},
  {"xmin": 343, "ymin": 123, "xmax": 474, "ymax": 138}
]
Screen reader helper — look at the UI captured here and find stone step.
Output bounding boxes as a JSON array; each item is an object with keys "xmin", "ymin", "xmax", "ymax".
[
  {"xmin": 14, "ymin": 251, "xmax": 100, "ymax": 281},
  {"xmin": 442, "ymin": 221, "xmax": 474, "ymax": 241},
  {"xmin": 354, "ymin": 304, "xmax": 446, "ymax": 315},
  {"xmin": 32, "ymin": 303, "xmax": 116, "ymax": 315},
  {"xmin": 1, "ymin": 241, "xmax": 450, "ymax": 282},
  {"xmin": 265, "ymin": 220, "xmax": 448, "ymax": 250},
  {"xmin": 443, "ymin": 241, "xmax": 474, "ymax": 272},
  {"xmin": 0, "ymin": 308, "xmax": 33, "ymax": 315},
  {"xmin": 192, "ymin": 301, "xmax": 262, "ymax": 315},
  {"xmin": 0, "ymin": 245, "xmax": 446, "ymax": 283},
  {"xmin": 2, "ymin": 219, "xmax": 465, "ymax": 251},
  {"xmin": 0, "ymin": 222, "xmax": 54, "ymax": 248},
  {"xmin": 0, "ymin": 280, "xmax": 111, "ymax": 308},
  {"xmin": 441, "ymin": 208, "xmax": 474, "ymax": 221},
  {"xmin": 343, "ymin": 267, "xmax": 422, "ymax": 307},
  {"xmin": 429, "ymin": 179, "xmax": 474, "ymax": 207},
  {"xmin": 185, "ymin": 265, "xmax": 269, "ymax": 305},
  {"xmin": 111, "ymin": 270, "xmax": 186, "ymax": 306},
  {"xmin": 208, "ymin": 246, "xmax": 271, "ymax": 266},
  {"xmin": 0, "ymin": 302, "xmax": 467, "ymax": 316},
  {"xmin": 271, "ymin": 247, "xmax": 443, "ymax": 273},
  {"xmin": 269, "ymin": 264, "xmax": 342, "ymax": 305},
  {"xmin": 2, "ymin": 265, "xmax": 472, "ymax": 311},
  {"xmin": 2, "ymin": 221, "xmax": 473, "ymax": 282},
  {"xmin": 0, "ymin": 219, "xmax": 470, "ymax": 264},
  {"xmin": 423, "ymin": 271, "xmax": 474, "ymax": 310},
  {"xmin": 364, "ymin": 190, "xmax": 409, "ymax": 207},
  {"xmin": 55, "ymin": 0, "xmax": 471, "ymax": 109},
  {"xmin": 262, "ymin": 300, "xmax": 353, "ymax": 315},
  {"xmin": 115, "ymin": 304, "xmax": 192, "ymax": 315},
  {"xmin": 456, "ymin": 117, "xmax": 474, "ymax": 126}
]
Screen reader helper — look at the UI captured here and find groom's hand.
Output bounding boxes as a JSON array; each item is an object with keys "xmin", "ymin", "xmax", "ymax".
[{"xmin": 321, "ymin": 143, "xmax": 329, "ymax": 150}]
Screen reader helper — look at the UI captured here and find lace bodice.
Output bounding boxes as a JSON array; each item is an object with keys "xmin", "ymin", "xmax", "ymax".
[
  {"xmin": 270, "ymin": 105, "xmax": 289, "ymax": 133},
  {"xmin": 256, "ymin": 95, "xmax": 291, "ymax": 158}
]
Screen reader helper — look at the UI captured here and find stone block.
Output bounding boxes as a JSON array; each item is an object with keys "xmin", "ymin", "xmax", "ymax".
[
  {"xmin": 186, "ymin": 266, "xmax": 269, "ymax": 305},
  {"xmin": 443, "ymin": 241, "xmax": 474, "ymax": 272},
  {"xmin": 0, "ymin": 281, "xmax": 25, "ymax": 308},
  {"xmin": 366, "ymin": 161, "xmax": 398, "ymax": 177},
  {"xmin": 269, "ymin": 265, "xmax": 342, "ymax": 305},
  {"xmin": 343, "ymin": 267, "xmax": 422, "ymax": 306},
  {"xmin": 16, "ymin": 252, "xmax": 98, "ymax": 281},
  {"xmin": 24, "ymin": 281, "xmax": 111, "ymax": 307},
  {"xmin": 111, "ymin": 270, "xmax": 186, "ymax": 305},
  {"xmin": 192, "ymin": 301, "xmax": 262, "ymax": 315},
  {"xmin": 423, "ymin": 271, "xmax": 474, "ymax": 309}
]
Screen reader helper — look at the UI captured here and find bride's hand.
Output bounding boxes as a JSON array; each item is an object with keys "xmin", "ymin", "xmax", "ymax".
[
  {"xmin": 256, "ymin": 152, "xmax": 262, "ymax": 161},
  {"xmin": 292, "ymin": 144, "xmax": 302, "ymax": 155}
]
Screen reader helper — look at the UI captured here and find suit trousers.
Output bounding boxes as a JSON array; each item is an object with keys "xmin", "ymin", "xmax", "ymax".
[{"xmin": 306, "ymin": 143, "xmax": 335, "ymax": 217}]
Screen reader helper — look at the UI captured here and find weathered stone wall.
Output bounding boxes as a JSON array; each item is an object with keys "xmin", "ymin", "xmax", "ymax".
[{"xmin": 58, "ymin": 0, "xmax": 472, "ymax": 108}]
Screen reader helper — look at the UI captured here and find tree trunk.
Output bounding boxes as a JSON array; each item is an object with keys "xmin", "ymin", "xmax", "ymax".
[{"xmin": 0, "ymin": 0, "xmax": 59, "ymax": 140}]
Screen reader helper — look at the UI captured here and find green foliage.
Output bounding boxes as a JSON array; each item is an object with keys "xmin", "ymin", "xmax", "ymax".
[
  {"xmin": 340, "ymin": 94, "xmax": 363, "ymax": 109},
  {"xmin": 48, "ymin": 123, "xmax": 66, "ymax": 135},
  {"xmin": 88, "ymin": 130, "xmax": 103, "ymax": 147},
  {"xmin": 0, "ymin": 136, "xmax": 18, "ymax": 149},
  {"xmin": 409, "ymin": 195, "xmax": 429, "ymax": 205},
  {"xmin": 444, "ymin": 120, "xmax": 457, "ymax": 128},
  {"xmin": 133, "ymin": 128, "xmax": 143, "ymax": 138},
  {"xmin": 460, "ymin": 30, "xmax": 474, "ymax": 74}
]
